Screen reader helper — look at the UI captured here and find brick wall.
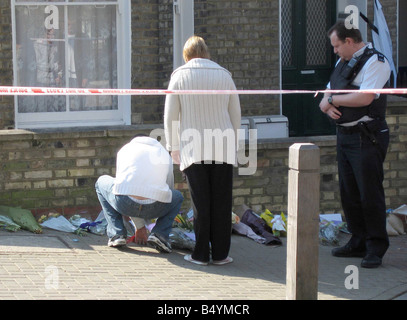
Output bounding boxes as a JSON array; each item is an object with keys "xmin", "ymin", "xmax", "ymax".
[
  {"xmin": 1, "ymin": 102, "xmax": 406, "ymax": 218},
  {"xmin": 385, "ymin": 101, "xmax": 407, "ymax": 206},
  {"xmin": 130, "ymin": 0, "xmax": 168, "ymax": 124},
  {"xmin": 130, "ymin": 0, "xmax": 280, "ymax": 125},
  {"xmin": 0, "ymin": 0, "xmax": 406, "ymax": 219},
  {"xmin": 194, "ymin": 0, "xmax": 281, "ymax": 117},
  {"xmin": 0, "ymin": 127, "xmax": 138, "ymax": 218}
]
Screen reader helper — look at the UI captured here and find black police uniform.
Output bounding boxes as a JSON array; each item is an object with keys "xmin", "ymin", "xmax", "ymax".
[{"xmin": 330, "ymin": 47, "xmax": 390, "ymax": 259}]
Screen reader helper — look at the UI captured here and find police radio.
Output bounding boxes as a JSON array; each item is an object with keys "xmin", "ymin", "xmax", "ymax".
[{"xmin": 340, "ymin": 57, "xmax": 360, "ymax": 80}]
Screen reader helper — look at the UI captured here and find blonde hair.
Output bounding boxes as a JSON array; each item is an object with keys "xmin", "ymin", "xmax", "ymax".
[{"xmin": 183, "ymin": 36, "xmax": 210, "ymax": 62}]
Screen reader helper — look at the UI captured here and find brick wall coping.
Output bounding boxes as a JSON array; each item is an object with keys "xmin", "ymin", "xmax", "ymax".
[{"xmin": 0, "ymin": 125, "xmax": 337, "ymax": 149}]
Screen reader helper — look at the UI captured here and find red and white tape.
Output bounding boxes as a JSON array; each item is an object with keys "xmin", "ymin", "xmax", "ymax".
[
  {"xmin": 0, "ymin": 86, "xmax": 315, "ymax": 95},
  {"xmin": 319, "ymin": 88, "xmax": 407, "ymax": 96},
  {"xmin": 0, "ymin": 86, "xmax": 406, "ymax": 96}
]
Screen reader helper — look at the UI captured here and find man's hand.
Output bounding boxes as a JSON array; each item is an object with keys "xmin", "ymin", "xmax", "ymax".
[
  {"xmin": 134, "ymin": 226, "xmax": 148, "ymax": 245},
  {"xmin": 320, "ymin": 96, "xmax": 330, "ymax": 113},
  {"xmin": 325, "ymin": 106, "xmax": 342, "ymax": 120},
  {"xmin": 320, "ymin": 97, "xmax": 342, "ymax": 120}
]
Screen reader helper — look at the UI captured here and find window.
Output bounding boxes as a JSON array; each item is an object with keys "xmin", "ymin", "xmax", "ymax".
[{"xmin": 12, "ymin": 0, "xmax": 131, "ymax": 129}]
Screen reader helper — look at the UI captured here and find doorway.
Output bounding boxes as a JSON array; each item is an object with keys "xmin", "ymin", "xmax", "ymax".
[
  {"xmin": 281, "ymin": 0, "xmax": 337, "ymax": 137},
  {"xmin": 398, "ymin": 0, "xmax": 407, "ymax": 88}
]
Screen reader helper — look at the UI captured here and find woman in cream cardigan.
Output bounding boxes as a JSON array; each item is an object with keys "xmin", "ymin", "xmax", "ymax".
[{"xmin": 164, "ymin": 36, "xmax": 241, "ymax": 265}]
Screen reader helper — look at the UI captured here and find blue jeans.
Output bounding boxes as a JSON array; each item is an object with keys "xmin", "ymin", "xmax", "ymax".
[{"xmin": 95, "ymin": 175, "xmax": 183, "ymax": 240}]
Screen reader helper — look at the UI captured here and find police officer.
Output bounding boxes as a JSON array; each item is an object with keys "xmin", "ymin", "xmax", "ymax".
[{"xmin": 319, "ymin": 21, "xmax": 391, "ymax": 268}]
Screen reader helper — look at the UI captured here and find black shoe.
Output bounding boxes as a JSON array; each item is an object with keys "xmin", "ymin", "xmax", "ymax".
[
  {"xmin": 332, "ymin": 243, "xmax": 366, "ymax": 258},
  {"xmin": 361, "ymin": 254, "xmax": 382, "ymax": 268}
]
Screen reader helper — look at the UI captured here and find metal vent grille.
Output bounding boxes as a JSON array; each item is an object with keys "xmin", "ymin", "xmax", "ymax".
[
  {"xmin": 306, "ymin": 0, "xmax": 329, "ymax": 66},
  {"xmin": 281, "ymin": 0, "xmax": 293, "ymax": 67}
]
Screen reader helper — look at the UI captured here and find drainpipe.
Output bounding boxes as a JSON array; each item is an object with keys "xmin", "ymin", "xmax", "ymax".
[{"xmin": 173, "ymin": 0, "xmax": 194, "ymax": 70}]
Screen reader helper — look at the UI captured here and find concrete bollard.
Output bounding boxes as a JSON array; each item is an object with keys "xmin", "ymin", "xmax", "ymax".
[{"xmin": 286, "ymin": 143, "xmax": 320, "ymax": 300}]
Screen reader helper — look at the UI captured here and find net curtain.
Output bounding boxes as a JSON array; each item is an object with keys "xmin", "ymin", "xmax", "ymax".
[{"xmin": 15, "ymin": 4, "xmax": 118, "ymax": 113}]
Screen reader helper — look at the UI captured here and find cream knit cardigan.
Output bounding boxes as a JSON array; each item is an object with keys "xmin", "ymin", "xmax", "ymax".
[{"xmin": 164, "ymin": 58, "xmax": 241, "ymax": 171}]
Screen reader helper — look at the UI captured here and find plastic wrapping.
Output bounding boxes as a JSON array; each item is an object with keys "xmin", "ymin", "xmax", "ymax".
[
  {"xmin": 41, "ymin": 215, "xmax": 78, "ymax": 233},
  {"xmin": 69, "ymin": 214, "xmax": 107, "ymax": 235},
  {"xmin": 232, "ymin": 222, "xmax": 266, "ymax": 244},
  {"xmin": 169, "ymin": 227, "xmax": 195, "ymax": 251},
  {"xmin": 386, "ymin": 211, "xmax": 405, "ymax": 236},
  {"xmin": 319, "ymin": 221, "xmax": 340, "ymax": 246},
  {"xmin": 0, "ymin": 215, "xmax": 21, "ymax": 232},
  {"xmin": 260, "ymin": 209, "xmax": 287, "ymax": 236},
  {"xmin": 91, "ymin": 211, "xmax": 108, "ymax": 235},
  {"xmin": 270, "ymin": 215, "xmax": 286, "ymax": 237},
  {"xmin": 241, "ymin": 209, "xmax": 282, "ymax": 246},
  {"xmin": 0, "ymin": 205, "xmax": 42, "ymax": 234},
  {"xmin": 70, "ymin": 215, "xmax": 92, "ymax": 229}
]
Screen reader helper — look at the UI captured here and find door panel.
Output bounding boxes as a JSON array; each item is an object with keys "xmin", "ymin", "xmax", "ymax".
[{"xmin": 282, "ymin": 0, "xmax": 337, "ymax": 137}]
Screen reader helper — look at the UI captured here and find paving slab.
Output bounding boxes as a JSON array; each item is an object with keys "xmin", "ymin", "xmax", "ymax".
[{"xmin": 0, "ymin": 228, "xmax": 406, "ymax": 301}]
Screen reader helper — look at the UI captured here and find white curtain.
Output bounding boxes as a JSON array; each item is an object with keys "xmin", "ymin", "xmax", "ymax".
[{"xmin": 15, "ymin": 3, "xmax": 118, "ymax": 113}]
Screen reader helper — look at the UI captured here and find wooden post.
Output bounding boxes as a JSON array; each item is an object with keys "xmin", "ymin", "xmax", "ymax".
[{"xmin": 286, "ymin": 143, "xmax": 320, "ymax": 300}]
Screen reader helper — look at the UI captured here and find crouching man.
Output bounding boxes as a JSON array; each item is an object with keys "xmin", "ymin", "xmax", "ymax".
[{"xmin": 95, "ymin": 135, "xmax": 183, "ymax": 252}]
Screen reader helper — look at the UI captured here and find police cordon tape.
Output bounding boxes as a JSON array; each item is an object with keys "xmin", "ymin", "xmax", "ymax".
[{"xmin": 0, "ymin": 86, "xmax": 407, "ymax": 96}]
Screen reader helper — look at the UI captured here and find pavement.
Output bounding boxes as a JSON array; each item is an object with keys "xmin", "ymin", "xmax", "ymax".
[{"xmin": 0, "ymin": 225, "xmax": 406, "ymax": 303}]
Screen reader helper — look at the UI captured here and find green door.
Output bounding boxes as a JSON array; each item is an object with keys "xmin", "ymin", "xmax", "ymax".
[{"xmin": 282, "ymin": 0, "xmax": 337, "ymax": 137}]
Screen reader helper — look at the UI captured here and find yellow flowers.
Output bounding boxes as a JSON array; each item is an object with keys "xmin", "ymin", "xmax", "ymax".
[
  {"xmin": 38, "ymin": 212, "xmax": 60, "ymax": 224},
  {"xmin": 174, "ymin": 213, "xmax": 194, "ymax": 231}
]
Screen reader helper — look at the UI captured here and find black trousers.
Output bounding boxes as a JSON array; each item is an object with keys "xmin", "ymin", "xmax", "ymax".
[
  {"xmin": 337, "ymin": 121, "xmax": 390, "ymax": 258},
  {"xmin": 183, "ymin": 162, "xmax": 233, "ymax": 262}
]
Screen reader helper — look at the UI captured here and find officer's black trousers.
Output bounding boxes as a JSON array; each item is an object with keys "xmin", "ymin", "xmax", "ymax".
[{"xmin": 337, "ymin": 122, "xmax": 390, "ymax": 258}]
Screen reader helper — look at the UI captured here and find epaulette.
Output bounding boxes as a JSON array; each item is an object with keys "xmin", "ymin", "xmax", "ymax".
[
  {"xmin": 365, "ymin": 48, "xmax": 385, "ymax": 63},
  {"xmin": 377, "ymin": 53, "xmax": 385, "ymax": 63}
]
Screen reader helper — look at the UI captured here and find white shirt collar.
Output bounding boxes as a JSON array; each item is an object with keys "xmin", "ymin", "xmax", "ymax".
[{"xmin": 353, "ymin": 42, "xmax": 373, "ymax": 58}]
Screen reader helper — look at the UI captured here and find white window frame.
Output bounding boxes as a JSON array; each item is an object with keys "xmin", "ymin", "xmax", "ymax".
[{"xmin": 11, "ymin": 0, "xmax": 131, "ymax": 129}]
